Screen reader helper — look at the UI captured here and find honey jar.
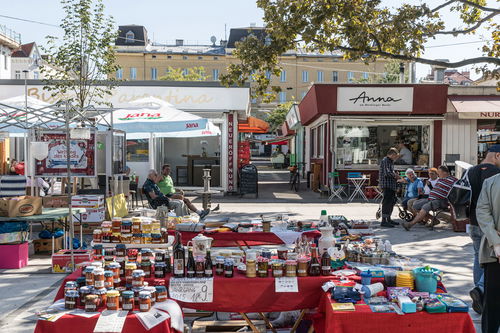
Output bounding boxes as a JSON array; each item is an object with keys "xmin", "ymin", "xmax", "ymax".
[
  {"xmin": 285, "ymin": 259, "xmax": 297, "ymax": 277},
  {"xmin": 272, "ymin": 260, "xmax": 284, "ymax": 277},
  {"xmin": 297, "ymin": 257, "xmax": 309, "ymax": 277},
  {"xmin": 246, "ymin": 259, "xmax": 256, "ymax": 278}
]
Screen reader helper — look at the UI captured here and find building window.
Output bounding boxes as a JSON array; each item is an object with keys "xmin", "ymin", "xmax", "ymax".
[
  {"xmin": 152, "ymin": 55, "xmax": 156, "ymax": 59},
  {"xmin": 332, "ymin": 71, "xmax": 338, "ymax": 82},
  {"xmin": 33, "ymin": 71, "xmax": 39, "ymax": 79},
  {"xmin": 198, "ymin": 56, "xmax": 203, "ymax": 60},
  {"xmin": 151, "ymin": 67, "xmax": 158, "ymax": 80},
  {"xmin": 265, "ymin": 70, "xmax": 271, "ymax": 80},
  {"xmin": 125, "ymin": 30, "xmax": 135, "ymax": 44},
  {"xmin": 3, "ymin": 54, "xmax": 7, "ymax": 70},
  {"xmin": 116, "ymin": 68, "xmax": 123, "ymax": 79},
  {"xmin": 167, "ymin": 55, "xmax": 172, "ymax": 59},
  {"xmin": 15, "ymin": 70, "xmax": 21, "ymax": 79},
  {"xmin": 279, "ymin": 91, "xmax": 287, "ymax": 103},
  {"xmin": 280, "ymin": 70, "xmax": 286, "ymax": 82},
  {"xmin": 302, "ymin": 70, "xmax": 308, "ymax": 82},
  {"xmin": 130, "ymin": 67, "xmax": 137, "ymax": 80},
  {"xmin": 347, "ymin": 71, "xmax": 354, "ymax": 82},
  {"xmin": 182, "ymin": 56, "xmax": 188, "ymax": 60},
  {"xmin": 212, "ymin": 69, "xmax": 219, "ymax": 81},
  {"xmin": 213, "ymin": 56, "xmax": 218, "ymax": 60},
  {"xmin": 317, "ymin": 71, "xmax": 324, "ymax": 82},
  {"xmin": 362, "ymin": 72, "xmax": 369, "ymax": 81}
]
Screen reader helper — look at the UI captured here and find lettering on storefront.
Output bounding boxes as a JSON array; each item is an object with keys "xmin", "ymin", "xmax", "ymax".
[
  {"xmin": 227, "ymin": 114, "xmax": 234, "ymax": 192},
  {"xmin": 348, "ymin": 91, "xmax": 402, "ymax": 104},
  {"xmin": 338, "ymin": 87, "xmax": 413, "ymax": 112},
  {"xmin": 458, "ymin": 112, "xmax": 500, "ymax": 119}
]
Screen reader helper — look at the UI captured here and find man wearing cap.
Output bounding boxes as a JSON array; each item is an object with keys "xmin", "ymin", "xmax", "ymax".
[{"xmin": 467, "ymin": 144, "xmax": 500, "ymax": 314}]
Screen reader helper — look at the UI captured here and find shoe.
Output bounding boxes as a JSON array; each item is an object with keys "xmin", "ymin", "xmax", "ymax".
[
  {"xmin": 402, "ymin": 222, "xmax": 411, "ymax": 231},
  {"xmin": 199, "ymin": 209, "xmax": 210, "ymax": 220},
  {"xmin": 211, "ymin": 204, "xmax": 220, "ymax": 212},
  {"xmin": 389, "ymin": 219, "xmax": 400, "ymax": 226},
  {"xmin": 381, "ymin": 221, "xmax": 395, "ymax": 228},
  {"xmin": 469, "ymin": 287, "xmax": 483, "ymax": 314}
]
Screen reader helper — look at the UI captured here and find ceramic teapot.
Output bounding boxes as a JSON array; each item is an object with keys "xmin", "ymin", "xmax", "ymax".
[{"xmin": 190, "ymin": 233, "xmax": 214, "ymax": 257}]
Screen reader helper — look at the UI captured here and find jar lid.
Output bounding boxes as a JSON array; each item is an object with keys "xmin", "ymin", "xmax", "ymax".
[
  {"xmin": 142, "ymin": 233, "xmax": 152, "ymax": 237},
  {"xmin": 139, "ymin": 291, "xmax": 151, "ymax": 298},
  {"xmin": 155, "ymin": 286, "xmax": 167, "ymax": 292},
  {"xmin": 116, "ymin": 286, "xmax": 127, "ymax": 292},
  {"xmin": 80, "ymin": 286, "xmax": 93, "ymax": 293},
  {"xmin": 104, "ymin": 270, "xmax": 114, "ymax": 277},
  {"xmin": 155, "ymin": 262, "xmax": 165, "ymax": 267},
  {"xmin": 125, "ymin": 263, "xmax": 137, "ymax": 269},
  {"xmin": 65, "ymin": 290, "xmax": 79, "ymax": 297},
  {"xmin": 140, "ymin": 248, "xmax": 152, "ymax": 253},
  {"xmin": 132, "ymin": 217, "xmax": 142, "ymax": 222},
  {"xmin": 93, "ymin": 229, "xmax": 102, "ymax": 234},
  {"xmin": 83, "ymin": 266, "xmax": 95, "ymax": 273},
  {"xmin": 131, "ymin": 287, "xmax": 144, "ymax": 292},
  {"xmin": 94, "ymin": 268, "xmax": 105, "ymax": 275},
  {"xmin": 101, "ymin": 221, "xmax": 112, "ymax": 226},
  {"xmin": 132, "ymin": 269, "xmax": 145, "ymax": 276},
  {"xmin": 121, "ymin": 291, "xmax": 134, "ymax": 298},
  {"xmin": 132, "ymin": 233, "xmax": 142, "ymax": 237},
  {"xmin": 95, "ymin": 288, "xmax": 107, "ymax": 295},
  {"xmin": 106, "ymin": 290, "xmax": 120, "ymax": 297},
  {"xmin": 65, "ymin": 281, "xmax": 77, "ymax": 287},
  {"xmin": 151, "ymin": 234, "xmax": 162, "ymax": 238},
  {"xmin": 91, "ymin": 262, "xmax": 103, "ymax": 268},
  {"xmin": 85, "ymin": 294, "xmax": 98, "ymax": 301},
  {"xmin": 122, "ymin": 220, "xmax": 132, "ymax": 225},
  {"xmin": 224, "ymin": 258, "xmax": 234, "ymax": 265},
  {"xmin": 108, "ymin": 262, "xmax": 121, "ymax": 268},
  {"xmin": 285, "ymin": 260, "xmax": 297, "ymax": 264},
  {"xmin": 141, "ymin": 261, "xmax": 152, "ymax": 266}
]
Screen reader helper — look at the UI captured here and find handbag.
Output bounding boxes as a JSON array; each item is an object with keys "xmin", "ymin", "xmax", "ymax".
[{"xmin": 447, "ymin": 169, "xmax": 471, "ymax": 221}]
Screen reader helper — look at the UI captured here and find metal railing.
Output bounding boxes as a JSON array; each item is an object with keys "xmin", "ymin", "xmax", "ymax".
[{"xmin": 0, "ymin": 24, "xmax": 21, "ymax": 44}]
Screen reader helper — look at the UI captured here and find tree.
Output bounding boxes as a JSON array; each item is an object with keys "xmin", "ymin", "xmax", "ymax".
[
  {"xmin": 41, "ymin": 0, "xmax": 119, "ymax": 109},
  {"xmin": 159, "ymin": 66, "xmax": 208, "ymax": 81},
  {"xmin": 354, "ymin": 60, "xmax": 409, "ymax": 83},
  {"xmin": 266, "ymin": 101, "xmax": 294, "ymax": 133},
  {"xmin": 221, "ymin": 0, "xmax": 500, "ymax": 93}
]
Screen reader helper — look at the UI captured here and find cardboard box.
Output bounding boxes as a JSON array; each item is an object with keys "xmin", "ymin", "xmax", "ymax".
[
  {"xmin": 42, "ymin": 195, "xmax": 69, "ymax": 208},
  {"xmin": 71, "ymin": 195, "xmax": 105, "ymax": 209},
  {"xmin": 74, "ymin": 207, "xmax": 105, "ymax": 223},
  {"xmin": 74, "ymin": 221, "xmax": 101, "ymax": 234},
  {"xmin": 33, "ymin": 237, "xmax": 63, "ymax": 253},
  {"xmin": 0, "ymin": 242, "xmax": 28, "ymax": 269},
  {"xmin": 52, "ymin": 249, "xmax": 92, "ymax": 273},
  {"xmin": 0, "ymin": 196, "xmax": 42, "ymax": 217}
]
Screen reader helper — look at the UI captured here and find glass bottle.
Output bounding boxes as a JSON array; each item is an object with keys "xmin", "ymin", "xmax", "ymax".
[
  {"xmin": 186, "ymin": 247, "xmax": 196, "ymax": 278},
  {"xmin": 165, "ymin": 250, "xmax": 172, "ymax": 274},
  {"xmin": 173, "ymin": 232, "xmax": 185, "ymax": 278},
  {"xmin": 308, "ymin": 245, "xmax": 321, "ymax": 276},
  {"xmin": 321, "ymin": 248, "xmax": 331, "ymax": 276},
  {"xmin": 205, "ymin": 250, "xmax": 213, "ymax": 278}
]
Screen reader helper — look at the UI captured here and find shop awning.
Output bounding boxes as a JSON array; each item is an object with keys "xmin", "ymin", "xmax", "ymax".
[
  {"xmin": 449, "ymin": 96, "xmax": 500, "ymax": 119},
  {"xmin": 238, "ymin": 116, "xmax": 269, "ymax": 133},
  {"xmin": 263, "ymin": 136, "xmax": 293, "ymax": 145}
]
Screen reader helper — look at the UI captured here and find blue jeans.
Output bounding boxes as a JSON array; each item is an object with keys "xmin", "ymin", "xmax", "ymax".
[{"xmin": 469, "ymin": 224, "xmax": 485, "ymax": 291}]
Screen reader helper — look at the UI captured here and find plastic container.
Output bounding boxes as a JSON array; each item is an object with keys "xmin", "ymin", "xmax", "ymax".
[
  {"xmin": 360, "ymin": 270, "xmax": 372, "ymax": 285},
  {"xmin": 413, "ymin": 267, "xmax": 441, "ymax": 293}
]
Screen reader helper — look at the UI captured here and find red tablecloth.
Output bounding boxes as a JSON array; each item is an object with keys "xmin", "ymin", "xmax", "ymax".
[
  {"xmin": 34, "ymin": 313, "xmax": 174, "ymax": 333},
  {"xmin": 56, "ymin": 269, "xmax": 333, "ymax": 313},
  {"xmin": 168, "ymin": 230, "xmax": 321, "ymax": 247},
  {"xmin": 312, "ymin": 292, "xmax": 475, "ymax": 333}
]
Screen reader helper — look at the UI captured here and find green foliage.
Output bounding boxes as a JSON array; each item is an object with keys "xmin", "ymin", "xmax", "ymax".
[
  {"xmin": 159, "ymin": 66, "xmax": 208, "ymax": 81},
  {"xmin": 266, "ymin": 101, "xmax": 294, "ymax": 133},
  {"xmin": 41, "ymin": 0, "xmax": 119, "ymax": 108},
  {"xmin": 221, "ymin": 0, "xmax": 500, "ymax": 94}
]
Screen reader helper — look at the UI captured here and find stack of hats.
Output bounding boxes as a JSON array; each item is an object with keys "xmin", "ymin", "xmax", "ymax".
[{"xmin": 396, "ymin": 271, "xmax": 415, "ymax": 289}]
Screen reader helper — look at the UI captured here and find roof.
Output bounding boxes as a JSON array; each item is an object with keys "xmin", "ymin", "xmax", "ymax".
[
  {"xmin": 11, "ymin": 42, "xmax": 35, "ymax": 58},
  {"xmin": 227, "ymin": 27, "xmax": 267, "ymax": 48},
  {"xmin": 116, "ymin": 25, "xmax": 148, "ymax": 46},
  {"xmin": 238, "ymin": 116, "xmax": 269, "ymax": 133}
]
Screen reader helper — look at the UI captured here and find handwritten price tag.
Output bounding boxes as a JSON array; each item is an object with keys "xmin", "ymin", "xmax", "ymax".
[
  {"xmin": 275, "ymin": 277, "xmax": 299, "ymax": 292},
  {"xmin": 169, "ymin": 278, "xmax": 214, "ymax": 303}
]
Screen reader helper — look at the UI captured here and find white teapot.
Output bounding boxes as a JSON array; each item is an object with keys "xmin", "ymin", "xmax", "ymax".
[{"xmin": 190, "ymin": 233, "xmax": 214, "ymax": 257}]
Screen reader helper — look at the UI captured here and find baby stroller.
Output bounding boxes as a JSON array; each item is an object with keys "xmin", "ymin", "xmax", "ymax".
[{"xmin": 375, "ymin": 183, "xmax": 414, "ymax": 222}]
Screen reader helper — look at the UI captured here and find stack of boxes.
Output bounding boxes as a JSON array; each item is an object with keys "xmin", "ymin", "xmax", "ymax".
[{"xmin": 238, "ymin": 141, "xmax": 251, "ymax": 169}]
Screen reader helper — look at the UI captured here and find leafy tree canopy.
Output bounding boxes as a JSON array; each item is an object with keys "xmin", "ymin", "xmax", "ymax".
[
  {"xmin": 159, "ymin": 66, "xmax": 208, "ymax": 81},
  {"xmin": 266, "ymin": 101, "xmax": 294, "ymax": 133},
  {"xmin": 221, "ymin": 0, "xmax": 500, "ymax": 93}
]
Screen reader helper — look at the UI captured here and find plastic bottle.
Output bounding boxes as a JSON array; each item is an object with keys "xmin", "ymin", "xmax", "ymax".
[
  {"xmin": 384, "ymin": 240, "xmax": 392, "ymax": 252},
  {"xmin": 319, "ymin": 210, "xmax": 328, "ymax": 226}
]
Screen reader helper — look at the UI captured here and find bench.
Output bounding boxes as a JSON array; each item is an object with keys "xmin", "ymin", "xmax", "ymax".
[{"xmin": 429, "ymin": 203, "xmax": 467, "ymax": 232}]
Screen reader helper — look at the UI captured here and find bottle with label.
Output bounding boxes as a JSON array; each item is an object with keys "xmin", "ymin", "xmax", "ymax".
[
  {"xmin": 319, "ymin": 210, "xmax": 328, "ymax": 227},
  {"xmin": 165, "ymin": 250, "xmax": 172, "ymax": 274},
  {"xmin": 321, "ymin": 248, "xmax": 331, "ymax": 276},
  {"xmin": 186, "ymin": 246, "xmax": 196, "ymax": 278},
  {"xmin": 308, "ymin": 245, "xmax": 321, "ymax": 276},
  {"xmin": 173, "ymin": 232, "xmax": 185, "ymax": 278},
  {"xmin": 205, "ymin": 250, "xmax": 213, "ymax": 278}
]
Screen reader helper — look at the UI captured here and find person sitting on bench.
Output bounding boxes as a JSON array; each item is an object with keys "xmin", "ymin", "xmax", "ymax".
[
  {"xmin": 143, "ymin": 169, "xmax": 185, "ymax": 211},
  {"xmin": 403, "ymin": 165, "xmax": 457, "ymax": 230}
]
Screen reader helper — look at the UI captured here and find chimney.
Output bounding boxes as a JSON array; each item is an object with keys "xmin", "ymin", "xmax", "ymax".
[
  {"xmin": 432, "ymin": 59, "xmax": 449, "ymax": 83},
  {"xmin": 175, "ymin": 39, "xmax": 184, "ymax": 46}
]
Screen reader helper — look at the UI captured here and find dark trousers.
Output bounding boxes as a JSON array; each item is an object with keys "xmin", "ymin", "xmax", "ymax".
[
  {"xmin": 382, "ymin": 188, "xmax": 396, "ymax": 219},
  {"xmin": 150, "ymin": 196, "xmax": 169, "ymax": 209},
  {"xmin": 482, "ymin": 261, "xmax": 500, "ymax": 333}
]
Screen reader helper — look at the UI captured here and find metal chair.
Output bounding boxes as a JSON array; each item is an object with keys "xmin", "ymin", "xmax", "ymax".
[{"xmin": 328, "ymin": 171, "xmax": 346, "ymax": 201}]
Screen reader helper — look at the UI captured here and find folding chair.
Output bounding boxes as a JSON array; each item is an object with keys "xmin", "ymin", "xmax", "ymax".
[{"xmin": 328, "ymin": 171, "xmax": 346, "ymax": 201}]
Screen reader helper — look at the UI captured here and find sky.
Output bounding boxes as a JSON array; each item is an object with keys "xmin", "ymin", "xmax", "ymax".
[{"xmin": 1, "ymin": 0, "xmax": 495, "ymax": 80}]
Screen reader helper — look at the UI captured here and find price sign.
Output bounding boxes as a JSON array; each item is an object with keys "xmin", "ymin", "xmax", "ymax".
[
  {"xmin": 275, "ymin": 277, "xmax": 299, "ymax": 292},
  {"xmin": 169, "ymin": 278, "xmax": 214, "ymax": 303}
]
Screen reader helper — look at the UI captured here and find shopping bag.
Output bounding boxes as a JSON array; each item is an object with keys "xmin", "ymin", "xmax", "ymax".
[
  {"xmin": 106, "ymin": 193, "xmax": 128, "ymax": 218},
  {"xmin": 447, "ymin": 169, "xmax": 471, "ymax": 221}
]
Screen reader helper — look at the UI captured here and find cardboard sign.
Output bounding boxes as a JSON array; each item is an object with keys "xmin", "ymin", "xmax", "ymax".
[
  {"xmin": 0, "ymin": 196, "xmax": 42, "ymax": 217},
  {"xmin": 275, "ymin": 277, "xmax": 299, "ymax": 293},
  {"xmin": 93, "ymin": 310, "xmax": 128, "ymax": 333},
  {"xmin": 169, "ymin": 278, "xmax": 213, "ymax": 303}
]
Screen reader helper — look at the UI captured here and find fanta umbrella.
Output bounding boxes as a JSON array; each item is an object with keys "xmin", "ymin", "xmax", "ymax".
[{"xmin": 106, "ymin": 97, "xmax": 220, "ymax": 138}]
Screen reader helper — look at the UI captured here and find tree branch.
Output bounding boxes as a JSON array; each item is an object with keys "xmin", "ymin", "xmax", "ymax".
[
  {"xmin": 433, "ymin": 12, "xmax": 498, "ymax": 35},
  {"xmin": 432, "ymin": 0, "xmax": 500, "ymax": 13}
]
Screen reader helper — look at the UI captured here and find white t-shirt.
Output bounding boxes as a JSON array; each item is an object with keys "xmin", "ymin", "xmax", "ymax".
[
  {"xmin": 424, "ymin": 178, "xmax": 439, "ymax": 195},
  {"xmin": 398, "ymin": 147, "xmax": 413, "ymax": 164}
]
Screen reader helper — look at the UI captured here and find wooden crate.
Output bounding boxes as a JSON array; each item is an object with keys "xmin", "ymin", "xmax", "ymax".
[
  {"xmin": 33, "ymin": 237, "xmax": 63, "ymax": 253},
  {"xmin": 192, "ymin": 320, "xmax": 266, "ymax": 333}
]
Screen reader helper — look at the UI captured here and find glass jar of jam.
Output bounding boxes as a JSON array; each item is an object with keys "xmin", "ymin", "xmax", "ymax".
[
  {"xmin": 111, "ymin": 234, "xmax": 121, "ymax": 243},
  {"xmin": 104, "ymin": 248, "xmax": 116, "ymax": 263},
  {"xmin": 132, "ymin": 217, "xmax": 142, "ymax": 233},
  {"xmin": 155, "ymin": 286, "xmax": 168, "ymax": 302},
  {"xmin": 127, "ymin": 249, "xmax": 139, "ymax": 262},
  {"xmin": 132, "ymin": 287, "xmax": 144, "ymax": 305},
  {"xmin": 65, "ymin": 290, "xmax": 79, "ymax": 309},
  {"xmin": 93, "ymin": 229, "xmax": 102, "ymax": 243},
  {"xmin": 141, "ymin": 261, "xmax": 152, "ymax": 278},
  {"xmin": 84, "ymin": 266, "xmax": 95, "ymax": 286},
  {"xmin": 101, "ymin": 221, "xmax": 112, "ymax": 233},
  {"xmin": 94, "ymin": 268, "xmax": 105, "ymax": 289},
  {"xmin": 139, "ymin": 291, "xmax": 151, "ymax": 312},
  {"xmin": 297, "ymin": 257, "xmax": 309, "ymax": 277},
  {"xmin": 257, "ymin": 257, "xmax": 269, "ymax": 277},
  {"xmin": 101, "ymin": 233, "xmax": 111, "ymax": 243},
  {"xmin": 145, "ymin": 286, "xmax": 157, "ymax": 305},
  {"xmin": 272, "ymin": 260, "xmax": 284, "ymax": 277},
  {"xmin": 141, "ymin": 248, "xmax": 154, "ymax": 262},
  {"xmin": 246, "ymin": 259, "xmax": 256, "ymax": 278},
  {"xmin": 108, "ymin": 262, "xmax": 121, "ymax": 284},
  {"xmin": 132, "ymin": 269, "xmax": 145, "ymax": 287},
  {"xmin": 93, "ymin": 244, "xmax": 103, "ymax": 257},
  {"xmin": 85, "ymin": 295, "xmax": 99, "ymax": 312},
  {"xmin": 125, "ymin": 263, "xmax": 137, "ymax": 284},
  {"xmin": 151, "ymin": 221, "xmax": 161, "ymax": 234},
  {"xmin": 64, "ymin": 281, "xmax": 77, "ymax": 293},
  {"xmin": 104, "ymin": 270, "xmax": 114, "ymax": 289},
  {"xmin": 121, "ymin": 291, "xmax": 134, "ymax": 311},
  {"xmin": 132, "ymin": 233, "xmax": 142, "ymax": 244},
  {"xmin": 215, "ymin": 257, "xmax": 224, "ymax": 276},
  {"xmin": 195, "ymin": 256, "xmax": 205, "ymax": 278},
  {"xmin": 106, "ymin": 290, "xmax": 120, "ymax": 310},
  {"xmin": 116, "ymin": 286, "xmax": 126, "ymax": 303},
  {"xmin": 141, "ymin": 220, "xmax": 152, "ymax": 233},
  {"xmin": 142, "ymin": 233, "xmax": 152, "ymax": 244},
  {"xmin": 112, "ymin": 218, "xmax": 122, "ymax": 234},
  {"xmin": 151, "ymin": 233, "xmax": 162, "ymax": 244},
  {"xmin": 154, "ymin": 262, "xmax": 165, "ymax": 278},
  {"xmin": 121, "ymin": 220, "xmax": 132, "ymax": 234},
  {"xmin": 95, "ymin": 288, "xmax": 107, "ymax": 307},
  {"xmin": 80, "ymin": 286, "xmax": 93, "ymax": 304},
  {"xmin": 115, "ymin": 244, "xmax": 126, "ymax": 257},
  {"xmin": 224, "ymin": 259, "xmax": 234, "ymax": 278},
  {"xmin": 154, "ymin": 250, "xmax": 166, "ymax": 263},
  {"xmin": 121, "ymin": 234, "xmax": 132, "ymax": 244},
  {"xmin": 285, "ymin": 260, "xmax": 297, "ymax": 277}
]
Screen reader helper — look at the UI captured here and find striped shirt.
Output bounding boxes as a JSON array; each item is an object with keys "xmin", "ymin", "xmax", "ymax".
[
  {"xmin": 429, "ymin": 176, "xmax": 457, "ymax": 200},
  {"xmin": 0, "ymin": 175, "xmax": 27, "ymax": 197}
]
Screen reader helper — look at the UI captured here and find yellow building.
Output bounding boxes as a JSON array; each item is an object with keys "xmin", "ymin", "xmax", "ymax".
[{"xmin": 114, "ymin": 25, "xmax": 395, "ymax": 107}]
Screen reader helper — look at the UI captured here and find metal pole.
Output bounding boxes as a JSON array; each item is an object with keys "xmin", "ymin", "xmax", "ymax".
[
  {"xmin": 110, "ymin": 110, "xmax": 115, "ymax": 218},
  {"xmin": 66, "ymin": 101, "xmax": 75, "ymax": 272}
]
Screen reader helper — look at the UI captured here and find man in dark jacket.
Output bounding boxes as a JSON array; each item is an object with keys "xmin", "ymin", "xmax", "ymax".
[{"xmin": 378, "ymin": 148, "xmax": 400, "ymax": 228}]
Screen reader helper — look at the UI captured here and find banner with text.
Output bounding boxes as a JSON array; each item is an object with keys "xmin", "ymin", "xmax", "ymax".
[{"xmin": 337, "ymin": 87, "xmax": 414, "ymax": 112}]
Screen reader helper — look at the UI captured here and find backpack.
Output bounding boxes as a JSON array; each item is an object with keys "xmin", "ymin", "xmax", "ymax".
[{"xmin": 447, "ymin": 168, "xmax": 471, "ymax": 221}]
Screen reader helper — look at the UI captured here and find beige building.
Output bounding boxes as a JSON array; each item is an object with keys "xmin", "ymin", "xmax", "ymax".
[{"xmin": 114, "ymin": 25, "xmax": 394, "ymax": 108}]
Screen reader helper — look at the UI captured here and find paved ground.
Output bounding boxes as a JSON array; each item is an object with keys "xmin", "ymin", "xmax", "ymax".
[{"xmin": 0, "ymin": 159, "xmax": 481, "ymax": 332}]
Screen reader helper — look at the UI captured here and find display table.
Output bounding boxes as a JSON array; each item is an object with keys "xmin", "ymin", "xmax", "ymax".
[
  {"xmin": 312, "ymin": 292, "xmax": 475, "ymax": 333},
  {"xmin": 0, "ymin": 207, "xmax": 86, "ymax": 222},
  {"xmin": 169, "ymin": 230, "xmax": 321, "ymax": 248}
]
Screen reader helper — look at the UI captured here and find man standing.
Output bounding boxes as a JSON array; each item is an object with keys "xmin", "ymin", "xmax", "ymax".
[
  {"xmin": 476, "ymin": 173, "xmax": 500, "ymax": 333},
  {"xmin": 157, "ymin": 164, "xmax": 210, "ymax": 219},
  {"xmin": 468, "ymin": 145, "xmax": 500, "ymax": 314},
  {"xmin": 379, "ymin": 148, "xmax": 400, "ymax": 228}
]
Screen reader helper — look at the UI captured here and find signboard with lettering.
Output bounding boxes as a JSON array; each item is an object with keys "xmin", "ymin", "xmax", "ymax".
[
  {"xmin": 169, "ymin": 277, "xmax": 214, "ymax": 303},
  {"xmin": 227, "ymin": 113, "xmax": 235, "ymax": 192},
  {"xmin": 35, "ymin": 132, "xmax": 96, "ymax": 177},
  {"xmin": 458, "ymin": 112, "xmax": 500, "ymax": 119},
  {"xmin": 275, "ymin": 277, "xmax": 299, "ymax": 292},
  {"xmin": 286, "ymin": 104, "xmax": 300, "ymax": 129},
  {"xmin": 337, "ymin": 87, "xmax": 414, "ymax": 112}
]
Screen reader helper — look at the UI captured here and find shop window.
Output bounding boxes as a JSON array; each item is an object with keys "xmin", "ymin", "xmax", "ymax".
[
  {"xmin": 126, "ymin": 139, "xmax": 149, "ymax": 162},
  {"xmin": 335, "ymin": 124, "xmax": 431, "ymax": 168},
  {"xmin": 311, "ymin": 124, "xmax": 326, "ymax": 158},
  {"xmin": 477, "ymin": 120, "xmax": 500, "ymax": 162}
]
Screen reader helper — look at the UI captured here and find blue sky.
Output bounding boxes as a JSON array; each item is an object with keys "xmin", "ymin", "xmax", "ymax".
[{"xmin": 1, "ymin": 0, "xmax": 493, "ymax": 80}]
